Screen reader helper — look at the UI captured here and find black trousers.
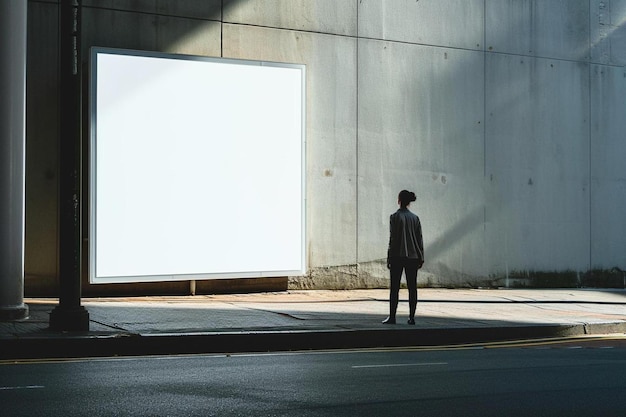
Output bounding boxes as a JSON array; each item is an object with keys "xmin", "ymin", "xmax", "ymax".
[{"xmin": 388, "ymin": 257, "xmax": 420, "ymax": 318}]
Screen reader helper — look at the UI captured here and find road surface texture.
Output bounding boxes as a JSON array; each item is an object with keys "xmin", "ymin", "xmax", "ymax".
[{"xmin": 2, "ymin": 336, "xmax": 625, "ymax": 416}]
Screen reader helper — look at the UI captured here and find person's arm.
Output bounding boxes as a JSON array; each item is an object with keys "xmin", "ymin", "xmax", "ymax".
[
  {"xmin": 387, "ymin": 215, "xmax": 394, "ymax": 269},
  {"xmin": 417, "ymin": 218, "xmax": 424, "ymax": 268}
]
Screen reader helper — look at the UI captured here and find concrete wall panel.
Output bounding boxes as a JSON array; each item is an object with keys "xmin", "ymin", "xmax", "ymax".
[
  {"xmin": 357, "ymin": 39, "xmax": 486, "ymax": 283},
  {"xmin": 590, "ymin": 0, "xmax": 626, "ymax": 65},
  {"xmin": 81, "ymin": 7, "xmax": 222, "ymax": 57},
  {"xmin": 590, "ymin": 64, "xmax": 626, "ymax": 269},
  {"xmin": 485, "ymin": 53, "xmax": 590, "ymax": 274},
  {"xmin": 358, "ymin": 0, "xmax": 483, "ymax": 50},
  {"xmin": 223, "ymin": 25, "xmax": 358, "ymax": 270},
  {"xmin": 223, "ymin": 0, "xmax": 357, "ymax": 36},
  {"xmin": 486, "ymin": 0, "xmax": 589, "ymax": 61},
  {"xmin": 82, "ymin": 0, "xmax": 222, "ymax": 20}
]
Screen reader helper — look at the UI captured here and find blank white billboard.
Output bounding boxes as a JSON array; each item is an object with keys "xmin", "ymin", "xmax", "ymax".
[{"xmin": 89, "ymin": 48, "xmax": 306, "ymax": 283}]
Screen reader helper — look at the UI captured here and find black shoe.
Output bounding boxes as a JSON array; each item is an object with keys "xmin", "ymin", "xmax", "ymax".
[
  {"xmin": 382, "ymin": 317, "xmax": 396, "ymax": 324},
  {"xmin": 407, "ymin": 318, "xmax": 415, "ymax": 325}
]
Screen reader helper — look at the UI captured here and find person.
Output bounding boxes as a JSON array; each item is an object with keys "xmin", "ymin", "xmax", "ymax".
[{"xmin": 383, "ymin": 190, "xmax": 424, "ymax": 325}]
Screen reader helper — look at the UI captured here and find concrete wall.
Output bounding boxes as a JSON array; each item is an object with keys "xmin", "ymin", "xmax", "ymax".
[{"xmin": 24, "ymin": 0, "xmax": 626, "ymax": 294}]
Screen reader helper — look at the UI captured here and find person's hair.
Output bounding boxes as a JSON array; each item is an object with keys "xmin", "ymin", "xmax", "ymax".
[{"xmin": 398, "ymin": 190, "xmax": 416, "ymax": 207}]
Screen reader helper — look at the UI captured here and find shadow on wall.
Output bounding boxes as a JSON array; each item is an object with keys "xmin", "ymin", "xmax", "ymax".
[
  {"xmin": 423, "ymin": 206, "xmax": 485, "ymax": 280},
  {"xmin": 411, "ymin": 4, "xmax": 626, "ymax": 286}
]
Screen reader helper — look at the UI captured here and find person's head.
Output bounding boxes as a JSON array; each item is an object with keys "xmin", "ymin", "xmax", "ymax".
[{"xmin": 398, "ymin": 190, "xmax": 416, "ymax": 208}]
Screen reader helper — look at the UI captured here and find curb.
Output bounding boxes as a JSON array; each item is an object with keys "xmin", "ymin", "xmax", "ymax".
[{"xmin": 2, "ymin": 322, "xmax": 625, "ymax": 360}]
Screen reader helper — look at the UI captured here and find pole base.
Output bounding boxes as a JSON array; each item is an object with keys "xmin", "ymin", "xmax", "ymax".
[
  {"xmin": 0, "ymin": 304, "xmax": 29, "ymax": 321},
  {"xmin": 49, "ymin": 305, "xmax": 90, "ymax": 331}
]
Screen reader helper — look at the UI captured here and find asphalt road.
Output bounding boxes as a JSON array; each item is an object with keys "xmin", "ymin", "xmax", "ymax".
[{"xmin": 2, "ymin": 337, "xmax": 625, "ymax": 416}]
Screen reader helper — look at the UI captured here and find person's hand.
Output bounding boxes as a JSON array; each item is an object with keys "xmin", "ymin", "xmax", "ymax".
[
  {"xmin": 387, "ymin": 259, "xmax": 391, "ymax": 270},
  {"xmin": 418, "ymin": 260, "xmax": 424, "ymax": 269}
]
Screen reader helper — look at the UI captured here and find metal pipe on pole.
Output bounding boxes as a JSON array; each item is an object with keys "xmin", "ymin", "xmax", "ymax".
[
  {"xmin": 49, "ymin": 0, "xmax": 89, "ymax": 331},
  {"xmin": 0, "ymin": 0, "xmax": 29, "ymax": 321}
]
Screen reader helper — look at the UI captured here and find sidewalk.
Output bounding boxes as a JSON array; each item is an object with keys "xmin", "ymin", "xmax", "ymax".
[{"xmin": 2, "ymin": 288, "xmax": 626, "ymax": 359}]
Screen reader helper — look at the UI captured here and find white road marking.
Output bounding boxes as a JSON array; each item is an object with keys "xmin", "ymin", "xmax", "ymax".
[
  {"xmin": 0, "ymin": 385, "xmax": 44, "ymax": 390},
  {"xmin": 352, "ymin": 362, "xmax": 447, "ymax": 369}
]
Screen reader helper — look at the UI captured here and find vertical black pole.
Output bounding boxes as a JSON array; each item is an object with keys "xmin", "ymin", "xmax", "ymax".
[{"xmin": 50, "ymin": 0, "xmax": 89, "ymax": 331}]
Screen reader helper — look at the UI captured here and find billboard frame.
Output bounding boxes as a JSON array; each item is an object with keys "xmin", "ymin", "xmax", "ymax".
[{"xmin": 88, "ymin": 47, "xmax": 306, "ymax": 284}]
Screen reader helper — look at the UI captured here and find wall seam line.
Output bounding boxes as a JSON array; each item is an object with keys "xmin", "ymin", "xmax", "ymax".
[
  {"xmin": 355, "ymin": 0, "xmax": 360, "ymax": 273},
  {"xmin": 587, "ymin": 0, "xmax": 593, "ymax": 273}
]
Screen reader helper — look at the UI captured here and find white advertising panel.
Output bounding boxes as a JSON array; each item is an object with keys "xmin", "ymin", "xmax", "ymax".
[{"xmin": 89, "ymin": 48, "xmax": 306, "ymax": 283}]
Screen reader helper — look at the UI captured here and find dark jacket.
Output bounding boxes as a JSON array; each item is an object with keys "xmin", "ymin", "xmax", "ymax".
[{"xmin": 387, "ymin": 208, "xmax": 424, "ymax": 262}]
